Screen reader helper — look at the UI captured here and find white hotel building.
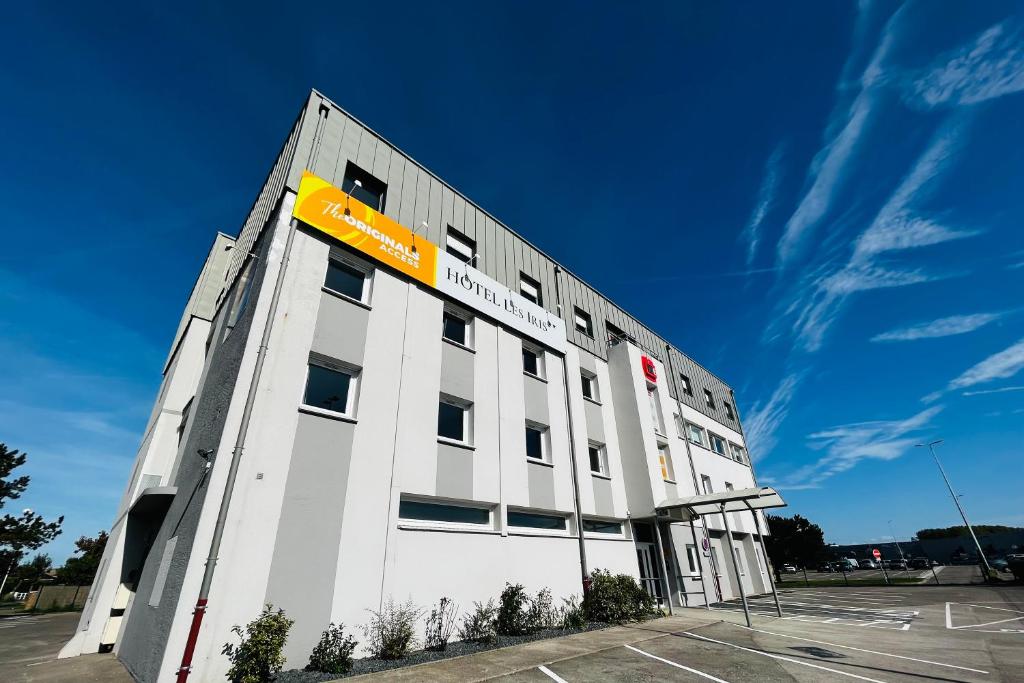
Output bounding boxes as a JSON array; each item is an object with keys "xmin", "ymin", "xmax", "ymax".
[{"xmin": 62, "ymin": 90, "xmax": 773, "ymax": 682}]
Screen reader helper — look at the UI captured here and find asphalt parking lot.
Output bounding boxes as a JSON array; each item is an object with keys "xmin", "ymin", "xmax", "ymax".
[{"xmin": 775, "ymin": 565, "xmax": 986, "ymax": 586}]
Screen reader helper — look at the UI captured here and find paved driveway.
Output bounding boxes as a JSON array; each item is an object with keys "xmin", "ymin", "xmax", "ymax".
[{"xmin": 0, "ymin": 612, "xmax": 131, "ymax": 683}]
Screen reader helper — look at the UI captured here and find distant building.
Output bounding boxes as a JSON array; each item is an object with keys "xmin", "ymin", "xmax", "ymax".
[{"xmin": 60, "ymin": 90, "xmax": 770, "ymax": 681}]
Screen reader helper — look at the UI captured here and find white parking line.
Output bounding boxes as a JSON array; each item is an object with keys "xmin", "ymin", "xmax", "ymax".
[
  {"xmin": 678, "ymin": 631, "xmax": 889, "ymax": 682},
  {"xmin": 733, "ymin": 624, "xmax": 989, "ymax": 674},
  {"xmin": 624, "ymin": 645, "xmax": 732, "ymax": 682},
  {"xmin": 538, "ymin": 665, "xmax": 568, "ymax": 683}
]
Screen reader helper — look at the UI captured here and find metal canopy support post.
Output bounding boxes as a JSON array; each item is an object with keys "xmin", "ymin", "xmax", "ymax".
[
  {"xmin": 719, "ymin": 502, "xmax": 751, "ymax": 627},
  {"xmin": 751, "ymin": 510, "xmax": 782, "ymax": 617},
  {"xmin": 652, "ymin": 519, "xmax": 674, "ymax": 615}
]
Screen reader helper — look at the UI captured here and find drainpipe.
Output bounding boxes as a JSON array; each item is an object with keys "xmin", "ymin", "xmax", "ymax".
[
  {"xmin": 175, "ymin": 202, "xmax": 299, "ymax": 683},
  {"xmin": 664, "ymin": 345, "xmax": 720, "ymax": 606},
  {"xmin": 553, "ymin": 266, "xmax": 589, "ymax": 594}
]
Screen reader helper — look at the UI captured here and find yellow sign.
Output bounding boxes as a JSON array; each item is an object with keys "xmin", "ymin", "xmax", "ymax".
[{"xmin": 293, "ymin": 171, "xmax": 437, "ymax": 286}]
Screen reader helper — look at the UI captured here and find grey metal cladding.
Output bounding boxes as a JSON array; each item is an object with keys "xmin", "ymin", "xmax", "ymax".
[
  {"xmin": 592, "ymin": 476, "xmax": 614, "ymax": 517},
  {"xmin": 436, "ymin": 443, "xmax": 474, "ymax": 500},
  {"xmin": 230, "ymin": 90, "xmax": 738, "ymax": 428},
  {"xmin": 527, "ymin": 462, "xmax": 556, "ymax": 511},
  {"xmin": 311, "ymin": 292, "xmax": 370, "ymax": 366},
  {"xmin": 440, "ymin": 342, "xmax": 474, "ymax": 402},
  {"xmin": 523, "ymin": 375, "xmax": 549, "ymax": 426}
]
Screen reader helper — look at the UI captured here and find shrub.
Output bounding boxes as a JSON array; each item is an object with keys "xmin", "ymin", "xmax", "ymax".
[
  {"xmin": 362, "ymin": 597, "xmax": 422, "ymax": 660},
  {"xmin": 305, "ymin": 622, "xmax": 357, "ymax": 675},
  {"xmin": 424, "ymin": 597, "xmax": 458, "ymax": 652},
  {"xmin": 524, "ymin": 588, "xmax": 556, "ymax": 633},
  {"xmin": 495, "ymin": 583, "xmax": 529, "ymax": 636},
  {"xmin": 222, "ymin": 604, "xmax": 294, "ymax": 683},
  {"xmin": 458, "ymin": 599, "xmax": 498, "ymax": 644},
  {"xmin": 582, "ymin": 569, "xmax": 656, "ymax": 624},
  {"xmin": 558, "ymin": 595, "xmax": 587, "ymax": 631}
]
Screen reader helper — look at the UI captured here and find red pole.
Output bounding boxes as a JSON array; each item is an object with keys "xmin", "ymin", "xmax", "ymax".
[{"xmin": 176, "ymin": 599, "xmax": 208, "ymax": 683}]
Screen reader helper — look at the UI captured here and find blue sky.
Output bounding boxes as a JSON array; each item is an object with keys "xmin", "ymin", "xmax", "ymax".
[{"xmin": 2, "ymin": 1, "xmax": 1022, "ymax": 563}]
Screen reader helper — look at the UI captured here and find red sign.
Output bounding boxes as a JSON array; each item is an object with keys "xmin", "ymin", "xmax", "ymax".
[
  {"xmin": 641, "ymin": 355, "xmax": 657, "ymax": 382},
  {"xmin": 872, "ymin": 549, "xmax": 881, "ymax": 559}
]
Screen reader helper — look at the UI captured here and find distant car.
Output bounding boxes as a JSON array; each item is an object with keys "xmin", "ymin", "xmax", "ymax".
[
  {"xmin": 817, "ymin": 562, "xmax": 835, "ymax": 573},
  {"xmin": 887, "ymin": 559, "xmax": 908, "ymax": 570},
  {"xmin": 858, "ymin": 558, "xmax": 877, "ymax": 569},
  {"xmin": 990, "ymin": 558, "xmax": 1009, "ymax": 572},
  {"xmin": 838, "ymin": 559, "xmax": 858, "ymax": 571},
  {"xmin": 781, "ymin": 564, "xmax": 798, "ymax": 574},
  {"xmin": 909, "ymin": 558, "xmax": 929, "ymax": 569}
]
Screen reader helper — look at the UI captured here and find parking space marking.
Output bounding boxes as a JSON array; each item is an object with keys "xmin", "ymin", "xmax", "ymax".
[
  {"xmin": 537, "ymin": 665, "xmax": 568, "ymax": 683},
  {"xmin": 623, "ymin": 645, "xmax": 732, "ymax": 682},
  {"xmin": 946, "ymin": 602, "xmax": 1024, "ymax": 634},
  {"xmin": 678, "ymin": 630, "xmax": 888, "ymax": 682},
  {"xmin": 732, "ymin": 624, "xmax": 989, "ymax": 674}
]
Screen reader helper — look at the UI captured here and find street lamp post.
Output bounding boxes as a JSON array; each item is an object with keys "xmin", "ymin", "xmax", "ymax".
[{"xmin": 915, "ymin": 440, "xmax": 992, "ymax": 578}]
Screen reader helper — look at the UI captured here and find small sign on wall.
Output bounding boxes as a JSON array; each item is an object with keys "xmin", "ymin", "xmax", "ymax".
[{"xmin": 641, "ymin": 355, "xmax": 657, "ymax": 383}]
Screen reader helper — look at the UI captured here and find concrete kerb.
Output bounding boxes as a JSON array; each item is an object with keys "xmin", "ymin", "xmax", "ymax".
[{"xmin": 344, "ymin": 613, "xmax": 725, "ymax": 682}]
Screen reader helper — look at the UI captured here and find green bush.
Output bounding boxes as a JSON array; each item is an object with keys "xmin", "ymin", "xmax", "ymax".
[
  {"xmin": 524, "ymin": 587, "xmax": 556, "ymax": 633},
  {"xmin": 458, "ymin": 599, "xmax": 498, "ymax": 643},
  {"xmin": 558, "ymin": 595, "xmax": 587, "ymax": 631},
  {"xmin": 222, "ymin": 604, "xmax": 293, "ymax": 683},
  {"xmin": 495, "ymin": 583, "xmax": 529, "ymax": 636},
  {"xmin": 424, "ymin": 597, "xmax": 458, "ymax": 652},
  {"xmin": 305, "ymin": 623, "xmax": 357, "ymax": 675},
  {"xmin": 582, "ymin": 569, "xmax": 656, "ymax": 624},
  {"xmin": 362, "ymin": 597, "xmax": 422, "ymax": 660}
]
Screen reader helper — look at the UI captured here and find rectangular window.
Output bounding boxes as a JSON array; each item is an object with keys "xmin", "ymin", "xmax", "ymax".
[
  {"xmin": 324, "ymin": 257, "xmax": 370, "ymax": 302},
  {"xmin": 442, "ymin": 308, "xmax": 472, "ymax": 347},
  {"xmin": 525, "ymin": 423, "xmax": 548, "ymax": 461},
  {"xmin": 680, "ymin": 374, "xmax": 693, "ymax": 396},
  {"xmin": 446, "ymin": 228, "xmax": 475, "ymax": 264},
  {"xmin": 177, "ymin": 397, "xmax": 193, "ymax": 446},
  {"xmin": 227, "ymin": 258, "xmax": 256, "ymax": 329},
  {"xmin": 342, "ymin": 161, "xmax": 387, "ymax": 212},
  {"xmin": 438, "ymin": 399, "xmax": 471, "ymax": 444},
  {"xmin": 724, "ymin": 401, "xmax": 735, "ymax": 420},
  {"xmin": 647, "ymin": 386, "xmax": 665, "ymax": 434},
  {"xmin": 673, "ymin": 413, "xmax": 684, "ymax": 436},
  {"xmin": 507, "ymin": 511, "xmax": 566, "ymax": 531},
  {"xmin": 730, "ymin": 443, "xmax": 747, "ymax": 464},
  {"xmin": 703, "ymin": 389, "xmax": 715, "ymax": 409},
  {"xmin": 581, "ymin": 371, "xmax": 598, "ymax": 401},
  {"xmin": 303, "ymin": 362, "xmax": 358, "ymax": 416},
  {"xmin": 605, "ymin": 320, "xmax": 626, "ymax": 344},
  {"xmin": 701, "ymin": 474, "xmax": 713, "ymax": 494},
  {"xmin": 522, "ymin": 344, "xmax": 543, "ymax": 378},
  {"xmin": 687, "ymin": 422, "xmax": 707, "ymax": 447},
  {"xmin": 658, "ymin": 444, "xmax": 675, "ymax": 481},
  {"xmin": 573, "ymin": 307, "xmax": 593, "ymax": 337},
  {"xmin": 709, "ymin": 433, "xmax": 727, "ymax": 456},
  {"xmin": 734, "ymin": 546, "xmax": 746, "ymax": 575},
  {"xmin": 685, "ymin": 544, "xmax": 699, "ymax": 575},
  {"xmin": 519, "ymin": 273, "xmax": 541, "ymax": 305},
  {"xmin": 588, "ymin": 442, "xmax": 608, "ymax": 476},
  {"xmin": 399, "ymin": 499, "xmax": 489, "ymax": 526},
  {"xmin": 582, "ymin": 519, "xmax": 623, "ymax": 535}
]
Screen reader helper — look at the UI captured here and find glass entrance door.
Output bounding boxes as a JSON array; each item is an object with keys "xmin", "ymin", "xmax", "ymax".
[{"xmin": 635, "ymin": 544, "xmax": 663, "ymax": 604}]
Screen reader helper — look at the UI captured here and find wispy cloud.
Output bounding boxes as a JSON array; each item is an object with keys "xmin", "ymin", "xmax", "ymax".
[
  {"xmin": 774, "ymin": 406, "xmax": 942, "ymax": 490},
  {"xmin": 742, "ymin": 374, "xmax": 802, "ymax": 460},
  {"xmin": 907, "ymin": 22, "xmax": 1024, "ymax": 109},
  {"xmin": 740, "ymin": 143, "xmax": 786, "ymax": 266},
  {"xmin": 963, "ymin": 385, "xmax": 1024, "ymax": 397},
  {"xmin": 871, "ymin": 312, "xmax": 1004, "ymax": 342},
  {"xmin": 948, "ymin": 337, "xmax": 1024, "ymax": 391}
]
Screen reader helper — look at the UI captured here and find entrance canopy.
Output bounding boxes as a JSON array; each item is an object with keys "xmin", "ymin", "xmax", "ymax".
[{"xmin": 656, "ymin": 486, "xmax": 786, "ymax": 522}]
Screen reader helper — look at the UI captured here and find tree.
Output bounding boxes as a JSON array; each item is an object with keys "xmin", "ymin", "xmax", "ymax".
[
  {"xmin": 1, "ymin": 443, "xmax": 63, "ymax": 562},
  {"xmin": 917, "ymin": 525, "xmax": 1021, "ymax": 540},
  {"xmin": 765, "ymin": 514, "xmax": 826, "ymax": 573},
  {"xmin": 57, "ymin": 531, "xmax": 108, "ymax": 585}
]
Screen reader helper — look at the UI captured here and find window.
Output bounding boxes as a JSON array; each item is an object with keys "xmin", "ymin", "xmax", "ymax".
[
  {"xmin": 730, "ymin": 442, "xmax": 747, "ymax": 465},
  {"xmin": 399, "ymin": 499, "xmax": 489, "ymax": 526},
  {"xmin": 657, "ymin": 444, "xmax": 675, "ymax": 481},
  {"xmin": 709, "ymin": 433, "xmax": 727, "ymax": 456},
  {"xmin": 701, "ymin": 474, "xmax": 713, "ymax": 494},
  {"xmin": 507, "ymin": 511, "xmax": 566, "ymax": 531},
  {"xmin": 525, "ymin": 423, "xmax": 548, "ymax": 461},
  {"xmin": 606, "ymin": 320, "xmax": 626, "ymax": 344},
  {"xmin": 324, "ymin": 257, "xmax": 370, "ymax": 302},
  {"xmin": 673, "ymin": 413, "xmax": 684, "ymax": 436},
  {"xmin": 581, "ymin": 371, "xmax": 598, "ymax": 401},
  {"xmin": 588, "ymin": 442, "xmax": 608, "ymax": 476},
  {"xmin": 522, "ymin": 343, "xmax": 544, "ymax": 378},
  {"xmin": 734, "ymin": 546, "xmax": 746, "ymax": 575},
  {"xmin": 685, "ymin": 544, "xmax": 699, "ymax": 575},
  {"xmin": 573, "ymin": 307, "xmax": 593, "ymax": 337},
  {"xmin": 227, "ymin": 258, "xmax": 256, "ymax": 329},
  {"xmin": 680, "ymin": 374, "xmax": 694, "ymax": 397},
  {"xmin": 703, "ymin": 389, "xmax": 715, "ymax": 409},
  {"xmin": 724, "ymin": 401, "xmax": 735, "ymax": 420},
  {"xmin": 519, "ymin": 273, "xmax": 542, "ymax": 305},
  {"xmin": 687, "ymin": 422, "xmax": 707, "ymax": 447},
  {"xmin": 303, "ymin": 362, "xmax": 358, "ymax": 416},
  {"xmin": 442, "ymin": 308, "xmax": 472, "ymax": 347},
  {"xmin": 647, "ymin": 386, "xmax": 665, "ymax": 434},
  {"xmin": 445, "ymin": 228, "xmax": 475, "ymax": 264},
  {"xmin": 342, "ymin": 161, "xmax": 387, "ymax": 212},
  {"xmin": 582, "ymin": 519, "xmax": 623, "ymax": 535},
  {"xmin": 438, "ymin": 398, "xmax": 471, "ymax": 444},
  {"xmin": 177, "ymin": 397, "xmax": 193, "ymax": 446}
]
